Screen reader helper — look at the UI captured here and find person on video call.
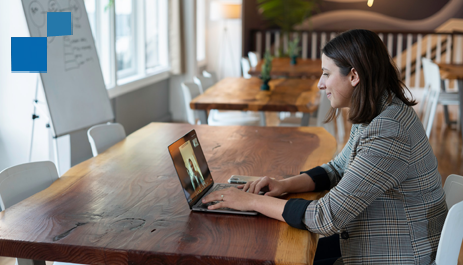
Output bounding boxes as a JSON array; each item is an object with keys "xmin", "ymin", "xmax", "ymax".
[
  {"xmin": 202, "ymin": 29, "xmax": 447, "ymax": 265},
  {"xmin": 188, "ymin": 158, "xmax": 204, "ymax": 190}
]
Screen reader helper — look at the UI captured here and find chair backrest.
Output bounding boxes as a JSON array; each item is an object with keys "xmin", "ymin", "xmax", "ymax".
[
  {"xmin": 248, "ymin": 51, "xmax": 260, "ymax": 67},
  {"xmin": 419, "ymin": 57, "xmax": 432, "ymax": 116},
  {"xmin": 193, "ymin": 75, "xmax": 216, "ymax": 93},
  {"xmin": 181, "ymin": 82, "xmax": 202, "ymax": 125},
  {"xmin": 241, "ymin": 57, "xmax": 252, "ymax": 79},
  {"xmin": 87, "ymin": 123, "xmax": 126, "ymax": 157},
  {"xmin": 0, "ymin": 161, "xmax": 58, "ymax": 211},
  {"xmin": 202, "ymin": 70, "xmax": 218, "ymax": 83},
  {"xmin": 421, "ymin": 58, "xmax": 442, "ymax": 138},
  {"xmin": 435, "ymin": 200, "xmax": 463, "ymax": 265},
  {"xmin": 443, "ymin": 174, "xmax": 463, "ymax": 209}
]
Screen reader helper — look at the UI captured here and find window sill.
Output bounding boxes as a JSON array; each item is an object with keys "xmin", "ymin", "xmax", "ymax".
[{"xmin": 107, "ymin": 68, "xmax": 171, "ymax": 98}]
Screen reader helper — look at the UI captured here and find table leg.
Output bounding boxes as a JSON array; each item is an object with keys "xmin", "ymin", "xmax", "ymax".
[
  {"xmin": 259, "ymin": 111, "xmax": 266, "ymax": 126},
  {"xmin": 17, "ymin": 258, "xmax": 46, "ymax": 265},
  {"xmin": 458, "ymin": 80, "xmax": 463, "ymax": 137},
  {"xmin": 301, "ymin": 113, "xmax": 310, "ymax": 126},
  {"xmin": 197, "ymin": 110, "xmax": 208, "ymax": 125}
]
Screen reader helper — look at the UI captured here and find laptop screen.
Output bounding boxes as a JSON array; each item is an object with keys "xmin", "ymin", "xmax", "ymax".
[{"xmin": 168, "ymin": 129, "xmax": 214, "ymax": 207}]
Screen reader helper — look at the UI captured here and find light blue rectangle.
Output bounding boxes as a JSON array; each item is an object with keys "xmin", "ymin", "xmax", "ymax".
[
  {"xmin": 11, "ymin": 37, "xmax": 47, "ymax": 73},
  {"xmin": 47, "ymin": 12, "xmax": 72, "ymax": 36}
]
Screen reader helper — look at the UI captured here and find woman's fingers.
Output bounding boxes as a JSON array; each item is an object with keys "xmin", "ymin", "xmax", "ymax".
[
  {"xmin": 248, "ymin": 180, "xmax": 259, "ymax": 193},
  {"xmin": 202, "ymin": 190, "xmax": 221, "ymax": 204},
  {"xmin": 251, "ymin": 177, "xmax": 269, "ymax": 194},
  {"xmin": 242, "ymin": 181, "xmax": 253, "ymax": 192},
  {"xmin": 208, "ymin": 201, "xmax": 226, "ymax": 210}
]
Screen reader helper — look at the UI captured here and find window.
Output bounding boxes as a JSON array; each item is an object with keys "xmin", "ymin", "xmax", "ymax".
[
  {"xmin": 115, "ymin": 0, "xmax": 135, "ymax": 78},
  {"xmin": 84, "ymin": 0, "xmax": 169, "ymax": 91},
  {"xmin": 196, "ymin": 0, "xmax": 206, "ymax": 65},
  {"xmin": 145, "ymin": 0, "xmax": 168, "ymax": 73}
]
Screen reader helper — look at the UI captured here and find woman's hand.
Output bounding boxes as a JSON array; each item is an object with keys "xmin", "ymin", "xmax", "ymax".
[
  {"xmin": 202, "ymin": 187, "xmax": 258, "ymax": 211},
  {"xmin": 202, "ymin": 186, "xmax": 287, "ymax": 221},
  {"xmin": 240, "ymin": 176, "xmax": 287, "ymax": 197}
]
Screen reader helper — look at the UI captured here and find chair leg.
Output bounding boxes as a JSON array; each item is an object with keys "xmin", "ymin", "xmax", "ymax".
[{"xmin": 444, "ymin": 105, "xmax": 452, "ymax": 126}]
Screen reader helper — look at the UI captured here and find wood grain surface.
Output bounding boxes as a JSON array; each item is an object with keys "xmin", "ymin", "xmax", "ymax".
[
  {"xmin": 0, "ymin": 123, "xmax": 336, "ymax": 265},
  {"xmin": 249, "ymin": 58, "xmax": 322, "ymax": 79},
  {"xmin": 190, "ymin": 77, "xmax": 320, "ymax": 113}
]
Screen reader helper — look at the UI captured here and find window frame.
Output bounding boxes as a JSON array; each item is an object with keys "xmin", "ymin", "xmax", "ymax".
[
  {"xmin": 115, "ymin": 0, "xmax": 137, "ymax": 80},
  {"xmin": 84, "ymin": 0, "xmax": 170, "ymax": 98}
]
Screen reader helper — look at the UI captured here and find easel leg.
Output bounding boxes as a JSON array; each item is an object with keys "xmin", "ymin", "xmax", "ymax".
[{"xmin": 29, "ymin": 74, "xmax": 41, "ymax": 162}]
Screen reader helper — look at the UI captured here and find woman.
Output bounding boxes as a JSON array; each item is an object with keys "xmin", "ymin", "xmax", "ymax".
[{"xmin": 202, "ymin": 29, "xmax": 448, "ymax": 265}]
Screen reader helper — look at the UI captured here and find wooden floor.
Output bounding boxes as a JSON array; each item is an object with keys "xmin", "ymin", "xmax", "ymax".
[{"xmin": 0, "ymin": 105, "xmax": 461, "ymax": 265}]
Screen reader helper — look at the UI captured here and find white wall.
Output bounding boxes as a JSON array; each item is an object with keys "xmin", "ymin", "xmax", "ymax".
[
  {"xmin": 169, "ymin": 0, "xmax": 198, "ymax": 122},
  {"xmin": 206, "ymin": 0, "xmax": 242, "ymax": 80},
  {"xmin": 0, "ymin": 1, "xmax": 57, "ymax": 173}
]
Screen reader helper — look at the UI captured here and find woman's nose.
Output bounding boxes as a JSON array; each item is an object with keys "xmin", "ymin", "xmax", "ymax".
[{"xmin": 317, "ymin": 78, "xmax": 325, "ymax": 90}]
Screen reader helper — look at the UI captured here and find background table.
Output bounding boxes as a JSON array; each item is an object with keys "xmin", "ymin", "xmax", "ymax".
[
  {"xmin": 249, "ymin": 58, "xmax": 322, "ymax": 79},
  {"xmin": 437, "ymin": 63, "xmax": 463, "ymax": 136},
  {"xmin": 190, "ymin": 77, "xmax": 320, "ymax": 126},
  {"xmin": 0, "ymin": 123, "xmax": 336, "ymax": 265}
]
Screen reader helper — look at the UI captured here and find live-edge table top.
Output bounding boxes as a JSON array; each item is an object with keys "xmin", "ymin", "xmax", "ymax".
[{"xmin": 0, "ymin": 123, "xmax": 336, "ymax": 265}]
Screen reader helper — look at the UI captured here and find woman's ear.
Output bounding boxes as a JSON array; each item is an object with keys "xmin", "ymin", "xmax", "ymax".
[{"xmin": 350, "ymin": 68, "xmax": 360, "ymax": 87}]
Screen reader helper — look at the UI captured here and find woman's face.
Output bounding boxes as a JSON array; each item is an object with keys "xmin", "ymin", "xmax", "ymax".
[{"xmin": 318, "ymin": 54, "xmax": 358, "ymax": 109}]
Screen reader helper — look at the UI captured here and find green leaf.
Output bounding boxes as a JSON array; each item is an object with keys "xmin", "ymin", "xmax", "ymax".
[{"xmin": 258, "ymin": 0, "xmax": 320, "ymax": 33}]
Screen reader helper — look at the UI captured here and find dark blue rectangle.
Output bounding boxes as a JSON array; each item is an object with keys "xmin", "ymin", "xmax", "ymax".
[
  {"xmin": 47, "ymin": 12, "xmax": 72, "ymax": 36},
  {"xmin": 11, "ymin": 37, "xmax": 47, "ymax": 73}
]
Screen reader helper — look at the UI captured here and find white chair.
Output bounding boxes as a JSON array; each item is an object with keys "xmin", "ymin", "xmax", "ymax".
[
  {"xmin": 248, "ymin": 51, "xmax": 260, "ymax": 67},
  {"xmin": 241, "ymin": 57, "xmax": 252, "ymax": 79},
  {"xmin": 181, "ymin": 82, "xmax": 261, "ymax": 126},
  {"xmin": 421, "ymin": 58, "xmax": 444, "ymax": 138},
  {"xmin": 279, "ymin": 90, "xmax": 345, "ymax": 140},
  {"xmin": 443, "ymin": 174, "xmax": 463, "ymax": 209},
  {"xmin": 0, "ymin": 161, "xmax": 80, "ymax": 265},
  {"xmin": 182, "ymin": 82, "xmax": 203, "ymax": 125},
  {"xmin": 202, "ymin": 70, "xmax": 218, "ymax": 83},
  {"xmin": 435, "ymin": 200, "xmax": 463, "ymax": 265},
  {"xmin": 421, "ymin": 58, "xmax": 460, "ymax": 138},
  {"xmin": 87, "ymin": 123, "xmax": 126, "ymax": 157},
  {"xmin": 193, "ymin": 75, "xmax": 215, "ymax": 93}
]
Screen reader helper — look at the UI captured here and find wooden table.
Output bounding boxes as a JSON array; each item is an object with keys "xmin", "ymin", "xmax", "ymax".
[
  {"xmin": 190, "ymin": 77, "xmax": 320, "ymax": 126},
  {"xmin": 0, "ymin": 123, "xmax": 336, "ymax": 265},
  {"xmin": 437, "ymin": 63, "xmax": 463, "ymax": 136},
  {"xmin": 249, "ymin": 58, "xmax": 322, "ymax": 79}
]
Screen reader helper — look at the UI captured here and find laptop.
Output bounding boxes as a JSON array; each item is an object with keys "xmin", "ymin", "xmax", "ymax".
[{"xmin": 168, "ymin": 129, "xmax": 259, "ymax": 215}]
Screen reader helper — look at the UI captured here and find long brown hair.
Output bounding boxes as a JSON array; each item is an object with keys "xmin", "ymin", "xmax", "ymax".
[{"xmin": 322, "ymin": 29, "xmax": 416, "ymax": 124}]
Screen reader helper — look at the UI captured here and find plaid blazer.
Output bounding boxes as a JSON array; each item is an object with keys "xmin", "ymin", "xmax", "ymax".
[{"xmin": 303, "ymin": 94, "xmax": 448, "ymax": 264}]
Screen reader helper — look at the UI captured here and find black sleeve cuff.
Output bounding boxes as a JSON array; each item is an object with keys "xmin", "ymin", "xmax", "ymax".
[
  {"xmin": 282, "ymin": 198, "xmax": 312, "ymax": 230},
  {"xmin": 300, "ymin": 166, "xmax": 330, "ymax": 191}
]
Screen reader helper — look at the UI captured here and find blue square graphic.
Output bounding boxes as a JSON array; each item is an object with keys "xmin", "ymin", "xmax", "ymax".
[
  {"xmin": 47, "ymin": 12, "xmax": 72, "ymax": 36},
  {"xmin": 11, "ymin": 37, "xmax": 47, "ymax": 73}
]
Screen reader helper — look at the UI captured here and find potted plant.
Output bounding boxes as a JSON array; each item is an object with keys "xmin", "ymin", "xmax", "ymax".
[
  {"xmin": 288, "ymin": 36, "xmax": 301, "ymax": 65},
  {"xmin": 260, "ymin": 51, "xmax": 273, "ymax": 91},
  {"xmin": 257, "ymin": 0, "xmax": 319, "ymax": 34},
  {"xmin": 257, "ymin": 0, "xmax": 320, "ymax": 58}
]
